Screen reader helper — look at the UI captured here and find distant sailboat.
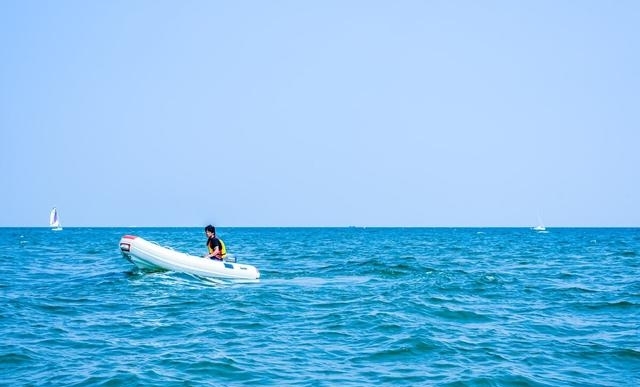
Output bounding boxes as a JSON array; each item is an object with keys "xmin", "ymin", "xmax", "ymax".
[
  {"xmin": 49, "ymin": 207, "xmax": 63, "ymax": 231},
  {"xmin": 532, "ymin": 213, "xmax": 546, "ymax": 232}
]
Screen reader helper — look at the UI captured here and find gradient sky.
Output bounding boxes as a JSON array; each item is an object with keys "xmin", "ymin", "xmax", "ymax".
[{"xmin": 1, "ymin": 1, "xmax": 638, "ymax": 227}]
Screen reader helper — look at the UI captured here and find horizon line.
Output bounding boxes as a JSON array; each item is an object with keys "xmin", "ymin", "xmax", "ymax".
[{"xmin": 1, "ymin": 225, "xmax": 639, "ymax": 229}]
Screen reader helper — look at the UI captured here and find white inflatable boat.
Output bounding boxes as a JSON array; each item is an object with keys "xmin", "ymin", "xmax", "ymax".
[{"xmin": 119, "ymin": 235, "xmax": 260, "ymax": 282}]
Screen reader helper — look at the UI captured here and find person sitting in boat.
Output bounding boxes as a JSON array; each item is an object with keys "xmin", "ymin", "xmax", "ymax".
[{"xmin": 204, "ymin": 224, "xmax": 227, "ymax": 260}]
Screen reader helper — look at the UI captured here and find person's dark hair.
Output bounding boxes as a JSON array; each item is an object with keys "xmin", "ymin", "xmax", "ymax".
[{"xmin": 205, "ymin": 225, "xmax": 215, "ymax": 234}]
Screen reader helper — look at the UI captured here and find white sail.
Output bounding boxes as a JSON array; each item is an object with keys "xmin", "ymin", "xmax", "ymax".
[{"xmin": 49, "ymin": 207, "xmax": 63, "ymax": 231}]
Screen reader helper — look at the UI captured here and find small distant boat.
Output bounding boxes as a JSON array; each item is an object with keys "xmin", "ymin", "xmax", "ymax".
[
  {"xmin": 532, "ymin": 214, "xmax": 546, "ymax": 232},
  {"xmin": 119, "ymin": 235, "xmax": 260, "ymax": 282},
  {"xmin": 49, "ymin": 207, "xmax": 63, "ymax": 231}
]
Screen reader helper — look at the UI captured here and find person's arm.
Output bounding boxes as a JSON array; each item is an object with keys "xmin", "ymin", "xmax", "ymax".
[
  {"xmin": 209, "ymin": 246, "xmax": 220, "ymax": 259},
  {"xmin": 205, "ymin": 250, "xmax": 219, "ymax": 258}
]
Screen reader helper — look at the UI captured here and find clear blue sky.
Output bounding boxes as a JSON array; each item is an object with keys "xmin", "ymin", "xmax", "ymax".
[{"xmin": 1, "ymin": 1, "xmax": 638, "ymax": 227}]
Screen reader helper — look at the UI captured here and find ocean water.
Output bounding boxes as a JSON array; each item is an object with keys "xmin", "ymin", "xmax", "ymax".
[{"xmin": 1, "ymin": 227, "xmax": 639, "ymax": 386}]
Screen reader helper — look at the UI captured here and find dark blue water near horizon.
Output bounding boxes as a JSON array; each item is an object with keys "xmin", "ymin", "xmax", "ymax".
[{"xmin": 1, "ymin": 227, "xmax": 639, "ymax": 386}]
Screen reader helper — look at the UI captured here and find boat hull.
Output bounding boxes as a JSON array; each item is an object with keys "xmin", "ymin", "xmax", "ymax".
[{"xmin": 119, "ymin": 235, "xmax": 260, "ymax": 282}]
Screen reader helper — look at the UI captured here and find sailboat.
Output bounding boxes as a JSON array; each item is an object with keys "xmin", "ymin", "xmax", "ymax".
[
  {"xmin": 532, "ymin": 213, "xmax": 546, "ymax": 232},
  {"xmin": 532, "ymin": 224, "xmax": 546, "ymax": 232},
  {"xmin": 49, "ymin": 207, "xmax": 63, "ymax": 231}
]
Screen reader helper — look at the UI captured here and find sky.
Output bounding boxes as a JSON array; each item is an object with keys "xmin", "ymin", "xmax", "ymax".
[{"xmin": 1, "ymin": 1, "xmax": 639, "ymax": 227}]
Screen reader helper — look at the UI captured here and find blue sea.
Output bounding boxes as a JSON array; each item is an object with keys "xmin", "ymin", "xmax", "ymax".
[{"xmin": 1, "ymin": 227, "xmax": 639, "ymax": 386}]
